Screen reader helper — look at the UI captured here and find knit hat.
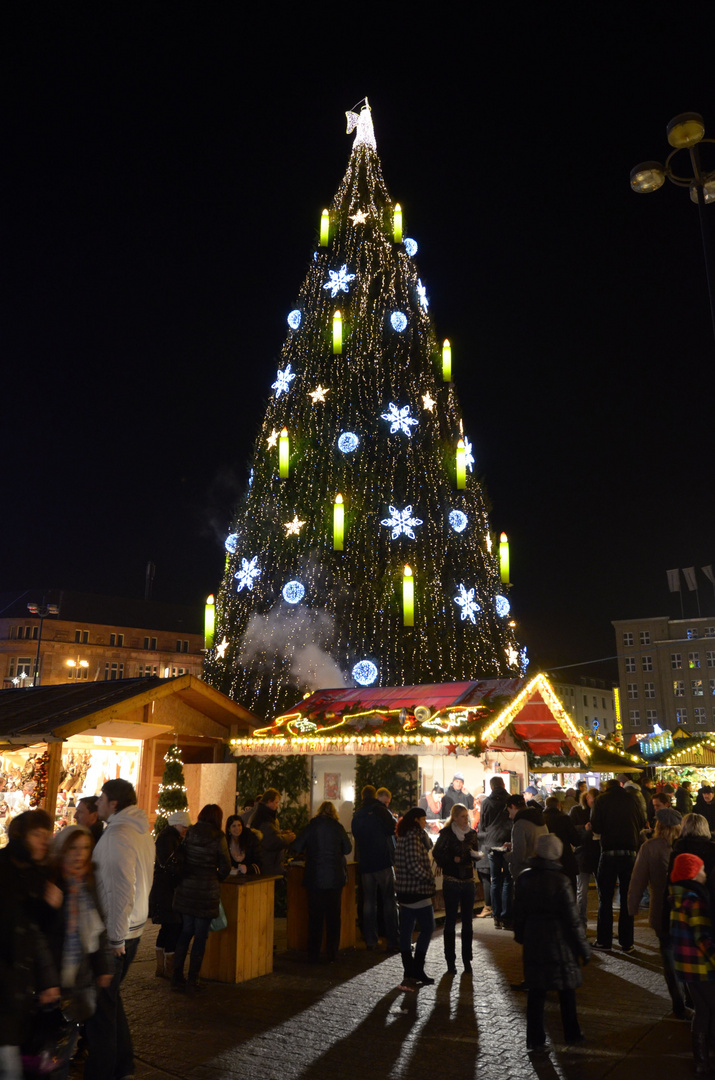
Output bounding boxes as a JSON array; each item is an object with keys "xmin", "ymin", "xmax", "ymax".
[
  {"xmin": 671, "ymin": 853, "xmax": 705, "ymax": 882},
  {"xmin": 536, "ymin": 833, "xmax": 563, "ymax": 860},
  {"xmin": 167, "ymin": 810, "xmax": 191, "ymax": 827},
  {"xmin": 701, "ymin": 786, "xmax": 714, "ymax": 795},
  {"xmin": 656, "ymin": 808, "xmax": 682, "ymax": 828},
  {"xmin": 452, "ymin": 772, "xmax": 465, "ymax": 781}
]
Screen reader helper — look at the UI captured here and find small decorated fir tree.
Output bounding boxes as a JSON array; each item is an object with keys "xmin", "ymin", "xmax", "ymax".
[{"xmin": 154, "ymin": 743, "xmax": 189, "ymax": 835}]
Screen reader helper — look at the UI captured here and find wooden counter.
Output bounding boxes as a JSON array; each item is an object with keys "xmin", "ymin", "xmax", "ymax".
[
  {"xmin": 286, "ymin": 861, "xmax": 358, "ymax": 952},
  {"xmin": 200, "ymin": 874, "xmax": 279, "ymax": 983}
]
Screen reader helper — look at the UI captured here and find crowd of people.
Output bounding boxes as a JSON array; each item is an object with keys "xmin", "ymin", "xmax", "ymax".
[{"xmin": 8, "ymin": 770, "xmax": 715, "ymax": 1075}]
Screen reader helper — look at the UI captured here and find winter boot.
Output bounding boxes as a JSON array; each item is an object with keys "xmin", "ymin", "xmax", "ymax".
[
  {"xmin": 413, "ymin": 949, "xmax": 435, "ymax": 985},
  {"xmin": 164, "ymin": 953, "xmax": 175, "ymax": 981},
  {"xmin": 154, "ymin": 948, "xmax": 165, "ymax": 977}
]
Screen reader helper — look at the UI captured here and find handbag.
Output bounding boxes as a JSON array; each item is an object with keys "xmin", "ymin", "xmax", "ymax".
[
  {"xmin": 21, "ymin": 1005, "xmax": 78, "ymax": 1076},
  {"xmin": 210, "ymin": 900, "xmax": 227, "ymax": 932}
]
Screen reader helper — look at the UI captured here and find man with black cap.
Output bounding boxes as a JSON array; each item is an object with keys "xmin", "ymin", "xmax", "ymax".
[{"xmin": 441, "ymin": 772, "xmax": 474, "ymax": 819}]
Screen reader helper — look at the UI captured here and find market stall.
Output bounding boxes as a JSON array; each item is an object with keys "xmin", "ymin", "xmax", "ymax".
[{"xmin": 0, "ymin": 674, "xmax": 256, "ymax": 841}]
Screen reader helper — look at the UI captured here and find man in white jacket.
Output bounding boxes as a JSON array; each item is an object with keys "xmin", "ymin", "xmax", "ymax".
[{"xmin": 85, "ymin": 778, "xmax": 155, "ymax": 1080}]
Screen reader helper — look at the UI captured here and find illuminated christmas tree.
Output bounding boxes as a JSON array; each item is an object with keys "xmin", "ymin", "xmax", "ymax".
[
  {"xmin": 154, "ymin": 744, "xmax": 188, "ymax": 835},
  {"xmin": 206, "ymin": 101, "xmax": 522, "ymax": 720}
]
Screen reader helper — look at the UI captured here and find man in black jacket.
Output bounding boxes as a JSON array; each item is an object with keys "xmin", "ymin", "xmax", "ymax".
[
  {"xmin": 591, "ymin": 778, "xmax": 646, "ymax": 952},
  {"xmin": 351, "ymin": 785, "xmax": 399, "ymax": 950},
  {"xmin": 478, "ymin": 777, "xmax": 512, "ymax": 926}
]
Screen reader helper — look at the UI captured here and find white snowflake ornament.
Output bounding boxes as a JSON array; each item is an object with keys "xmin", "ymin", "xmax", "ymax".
[
  {"xmin": 454, "ymin": 584, "xmax": 480, "ymax": 624},
  {"xmin": 464, "ymin": 436, "xmax": 475, "ymax": 472},
  {"xmin": 417, "ymin": 279, "xmax": 429, "ymax": 310},
  {"xmin": 381, "ymin": 402, "xmax": 418, "ymax": 437},
  {"xmin": 272, "ymin": 364, "xmax": 296, "ymax": 398},
  {"xmin": 381, "ymin": 505, "xmax": 424, "ymax": 540},
  {"xmin": 323, "ymin": 265, "xmax": 356, "ymax": 298},
  {"xmin": 235, "ymin": 556, "xmax": 261, "ymax": 592}
]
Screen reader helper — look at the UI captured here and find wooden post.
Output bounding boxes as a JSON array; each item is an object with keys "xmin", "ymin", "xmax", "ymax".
[{"xmin": 43, "ymin": 741, "xmax": 64, "ymax": 821}]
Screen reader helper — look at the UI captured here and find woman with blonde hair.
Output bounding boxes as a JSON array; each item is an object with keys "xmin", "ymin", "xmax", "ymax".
[
  {"xmin": 432, "ymin": 802, "xmax": 480, "ymax": 974},
  {"xmin": 628, "ymin": 808, "xmax": 685, "ymax": 1016},
  {"xmin": 293, "ymin": 801, "xmax": 351, "ymax": 962}
]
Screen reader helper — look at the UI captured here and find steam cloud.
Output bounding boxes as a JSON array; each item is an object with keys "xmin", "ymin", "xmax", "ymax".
[{"xmin": 238, "ymin": 604, "xmax": 347, "ymax": 693}]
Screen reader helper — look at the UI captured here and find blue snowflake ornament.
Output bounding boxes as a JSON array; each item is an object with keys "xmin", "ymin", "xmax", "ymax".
[
  {"xmin": 454, "ymin": 584, "xmax": 480, "ymax": 624},
  {"xmin": 381, "ymin": 505, "xmax": 423, "ymax": 540},
  {"xmin": 272, "ymin": 364, "xmax": 296, "ymax": 398},
  {"xmin": 323, "ymin": 265, "xmax": 355, "ymax": 297},
  {"xmin": 235, "ymin": 556, "xmax": 261, "ymax": 592},
  {"xmin": 381, "ymin": 402, "xmax": 418, "ymax": 437}
]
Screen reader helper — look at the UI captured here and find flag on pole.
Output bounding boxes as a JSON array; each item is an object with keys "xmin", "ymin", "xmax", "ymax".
[
  {"xmin": 667, "ymin": 569, "xmax": 681, "ymax": 593},
  {"xmin": 702, "ymin": 566, "xmax": 715, "ymax": 588},
  {"xmin": 682, "ymin": 567, "xmax": 698, "ymax": 592}
]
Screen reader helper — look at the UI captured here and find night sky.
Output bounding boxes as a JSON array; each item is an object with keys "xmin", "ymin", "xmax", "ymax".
[{"xmin": 4, "ymin": 8, "xmax": 715, "ymax": 683}]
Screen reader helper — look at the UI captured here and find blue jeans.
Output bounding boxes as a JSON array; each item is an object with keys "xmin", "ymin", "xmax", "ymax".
[
  {"xmin": 596, "ymin": 853, "xmax": 636, "ymax": 949},
  {"xmin": 442, "ymin": 879, "xmax": 475, "ymax": 964},
  {"xmin": 174, "ymin": 914, "xmax": 212, "ymax": 979},
  {"xmin": 361, "ymin": 867, "xmax": 399, "ymax": 948},
  {"xmin": 84, "ymin": 935, "xmax": 140, "ymax": 1080},
  {"xmin": 489, "ymin": 851, "xmax": 512, "ymax": 921},
  {"xmin": 399, "ymin": 903, "xmax": 435, "ymax": 955}
]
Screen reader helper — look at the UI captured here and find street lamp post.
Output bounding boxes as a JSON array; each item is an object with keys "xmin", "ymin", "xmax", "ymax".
[
  {"xmin": 630, "ymin": 111, "xmax": 715, "ymax": 343},
  {"xmin": 27, "ymin": 600, "xmax": 59, "ymax": 687}
]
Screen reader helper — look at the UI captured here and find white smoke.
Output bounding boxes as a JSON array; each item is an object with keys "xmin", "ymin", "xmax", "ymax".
[{"xmin": 238, "ymin": 604, "xmax": 347, "ymax": 693}]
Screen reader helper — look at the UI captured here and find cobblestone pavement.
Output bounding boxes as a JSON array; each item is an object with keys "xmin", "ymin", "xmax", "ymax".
[{"xmin": 103, "ymin": 898, "xmax": 695, "ymax": 1080}]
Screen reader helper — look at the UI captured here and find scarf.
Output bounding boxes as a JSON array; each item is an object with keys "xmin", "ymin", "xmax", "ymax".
[
  {"xmin": 61, "ymin": 877, "xmax": 105, "ymax": 987},
  {"xmin": 451, "ymin": 822, "xmax": 467, "ymax": 842}
]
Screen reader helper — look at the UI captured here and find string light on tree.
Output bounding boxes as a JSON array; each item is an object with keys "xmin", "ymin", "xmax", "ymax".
[
  {"xmin": 381, "ymin": 505, "xmax": 423, "ymax": 540},
  {"xmin": 154, "ymin": 744, "xmax": 188, "ymax": 836},
  {"xmin": 381, "ymin": 402, "xmax": 418, "ymax": 436},
  {"xmin": 454, "ymin": 584, "xmax": 480, "ymax": 624},
  {"xmin": 235, "ymin": 556, "xmax": 261, "ymax": 592}
]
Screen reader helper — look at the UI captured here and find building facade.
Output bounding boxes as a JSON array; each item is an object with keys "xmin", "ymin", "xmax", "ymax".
[
  {"xmin": 547, "ymin": 676, "xmax": 617, "ymax": 738},
  {"xmin": 612, "ymin": 615, "xmax": 715, "ymax": 738},
  {"xmin": 0, "ymin": 590, "xmax": 205, "ymax": 688}
]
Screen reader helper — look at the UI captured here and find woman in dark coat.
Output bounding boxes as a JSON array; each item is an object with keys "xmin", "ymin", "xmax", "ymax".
[
  {"xmin": 171, "ymin": 804, "xmax": 231, "ymax": 990},
  {"xmin": 514, "ymin": 832, "xmax": 590, "ymax": 1051},
  {"xmin": 148, "ymin": 810, "xmax": 190, "ymax": 979},
  {"xmin": 432, "ymin": 803, "xmax": 480, "ymax": 974},
  {"xmin": 225, "ymin": 814, "xmax": 262, "ymax": 877},
  {"xmin": 542, "ymin": 796, "xmax": 579, "ymax": 897},
  {"xmin": 292, "ymin": 801, "xmax": 351, "ymax": 961}
]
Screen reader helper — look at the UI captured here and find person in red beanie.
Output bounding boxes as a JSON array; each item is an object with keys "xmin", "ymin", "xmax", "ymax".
[{"xmin": 669, "ymin": 852, "xmax": 715, "ymax": 1075}]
